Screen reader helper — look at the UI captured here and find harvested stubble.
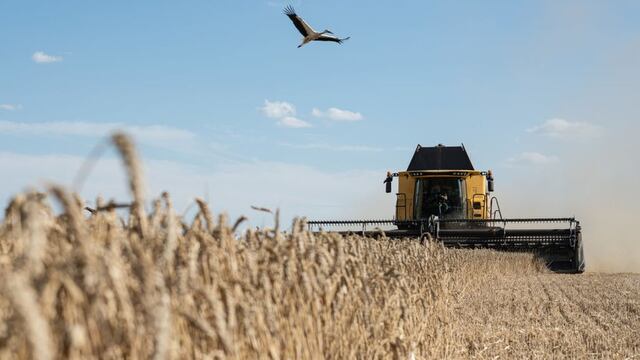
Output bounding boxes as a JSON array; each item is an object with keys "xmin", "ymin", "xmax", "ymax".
[{"xmin": 0, "ymin": 133, "xmax": 638, "ymax": 359}]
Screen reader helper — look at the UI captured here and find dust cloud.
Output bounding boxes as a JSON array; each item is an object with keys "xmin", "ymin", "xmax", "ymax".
[
  {"xmin": 563, "ymin": 133, "xmax": 638, "ymax": 273},
  {"xmin": 498, "ymin": 131, "xmax": 639, "ymax": 273},
  {"xmin": 496, "ymin": 33, "xmax": 640, "ymax": 273}
]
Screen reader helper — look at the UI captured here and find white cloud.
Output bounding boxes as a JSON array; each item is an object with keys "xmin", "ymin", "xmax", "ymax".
[
  {"xmin": 507, "ymin": 152, "xmax": 559, "ymax": 166},
  {"xmin": 0, "ymin": 121, "xmax": 196, "ymax": 148},
  {"xmin": 260, "ymin": 100, "xmax": 311, "ymax": 128},
  {"xmin": 32, "ymin": 51, "xmax": 63, "ymax": 63},
  {"xmin": 527, "ymin": 118, "xmax": 601, "ymax": 139},
  {"xmin": 277, "ymin": 116, "xmax": 312, "ymax": 128},
  {"xmin": 260, "ymin": 100, "xmax": 296, "ymax": 119},
  {"xmin": 312, "ymin": 107, "xmax": 363, "ymax": 122},
  {"xmin": 0, "ymin": 104, "xmax": 22, "ymax": 111},
  {"xmin": 279, "ymin": 142, "xmax": 382, "ymax": 152},
  {"xmin": 259, "ymin": 101, "xmax": 362, "ymax": 128}
]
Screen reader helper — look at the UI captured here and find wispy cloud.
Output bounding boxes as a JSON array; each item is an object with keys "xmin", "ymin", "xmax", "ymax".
[
  {"xmin": 0, "ymin": 151, "xmax": 392, "ymax": 223},
  {"xmin": 0, "ymin": 120, "xmax": 196, "ymax": 145},
  {"xmin": 277, "ymin": 116, "xmax": 311, "ymax": 128},
  {"xmin": 527, "ymin": 118, "xmax": 601, "ymax": 139},
  {"xmin": 312, "ymin": 107, "xmax": 363, "ymax": 122},
  {"xmin": 260, "ymin": 100, "xmax": 311, "ymax": 128},
  {"xmin": 0, "ymin": 104, "xmax": 22, "ymax": 111},
  {"xmin": 260, "ymin": 100, "xmax": 295, "ymax": 118},
  {"xmin": 279, "ymin": 142, "xmax": 382, "ymax": 152},
  {"xmin": 507, "ymin": 152, "xmax": 559, "ymax": 166},
  {"xmin": 32, "ymin": 51, "xmax": 63, "ymax": 63}
]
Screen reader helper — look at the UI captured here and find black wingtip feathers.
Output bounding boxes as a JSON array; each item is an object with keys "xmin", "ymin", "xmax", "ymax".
[{"xmin": 283, "ymin": 5, "xmax": 296, "ymax": 16}]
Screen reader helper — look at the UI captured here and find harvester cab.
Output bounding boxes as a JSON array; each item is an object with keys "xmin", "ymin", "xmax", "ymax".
[
  {"xmin": 386, "ymin": 144, "xmax": 492, "ymax": 225},
  {"xmin": 309, "ymin": 144, "xmax": 585, "ymax": 273}
]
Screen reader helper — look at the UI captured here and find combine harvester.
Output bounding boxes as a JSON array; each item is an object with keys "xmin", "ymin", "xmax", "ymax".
[{"xmin": 308, "ymin": 144, "xmax": 585, "ymax": 273}]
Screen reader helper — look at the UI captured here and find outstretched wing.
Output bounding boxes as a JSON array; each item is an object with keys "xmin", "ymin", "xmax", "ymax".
[
  {"xmin": 283, "ymin": 5, "xmax": 315, "ymax": 37},
  {"xmin": 316, "ymin": 34, "xmax": 350, "ymax": 44}
]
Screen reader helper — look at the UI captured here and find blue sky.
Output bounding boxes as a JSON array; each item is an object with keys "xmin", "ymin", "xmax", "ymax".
[{"xmin": 1, "ymin": 1, "xmax": 639, "ymax": 233}]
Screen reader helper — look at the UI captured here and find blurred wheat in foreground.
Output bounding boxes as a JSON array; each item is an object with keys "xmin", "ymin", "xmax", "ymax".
[{"xmin": 0, "ymin": 133, "xmax": 638, "ymax": 359}]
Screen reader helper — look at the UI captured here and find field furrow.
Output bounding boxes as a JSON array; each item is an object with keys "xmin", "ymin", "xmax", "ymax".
[{"xmin": 449, "ymin": 269, "xmax": 640, "ymax": 358}]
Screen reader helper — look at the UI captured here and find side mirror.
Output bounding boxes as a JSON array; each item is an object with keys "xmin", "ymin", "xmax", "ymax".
[
  {"xmin": 487, "ymin": 170, "xmax": 494, "ymax": 192},
  {"xmin": 384, "ymin": 173, "xmax": 393, "ymax": 193}
]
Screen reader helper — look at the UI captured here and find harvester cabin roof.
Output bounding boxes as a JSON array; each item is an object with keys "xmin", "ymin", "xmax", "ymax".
[{"xmin": 406, "ymin": 144, "xmax": 474, "ymax": 171}]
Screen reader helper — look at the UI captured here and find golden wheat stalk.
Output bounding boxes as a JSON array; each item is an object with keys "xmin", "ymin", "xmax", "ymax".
[{"xmin": 111, "ymin": 132, "xmax": 148, "ymax": 237}]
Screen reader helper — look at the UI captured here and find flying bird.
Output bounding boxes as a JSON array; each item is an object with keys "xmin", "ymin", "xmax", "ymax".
[
  {"xmin": 251, "ymin": 205, "xmax": 273, "ymax": 214},
  {"xmin": 284, "ymin": 6, "xmax": 350, "ymax": 48}
]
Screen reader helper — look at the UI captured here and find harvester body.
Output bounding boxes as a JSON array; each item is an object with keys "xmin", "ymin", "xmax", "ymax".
[{"xmin": 309, "ymin": 144, "xmax": 585, "ymax": 273}]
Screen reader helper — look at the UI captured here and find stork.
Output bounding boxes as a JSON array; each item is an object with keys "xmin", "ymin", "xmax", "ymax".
[{"xmin": 284, "ymin": 6, "xmax": 350, "ymax": 48}]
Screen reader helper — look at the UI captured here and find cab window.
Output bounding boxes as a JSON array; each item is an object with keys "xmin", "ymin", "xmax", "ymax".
[{"xmin": 414, "ymin": 177, "xmax": 466, "ymax": 219}]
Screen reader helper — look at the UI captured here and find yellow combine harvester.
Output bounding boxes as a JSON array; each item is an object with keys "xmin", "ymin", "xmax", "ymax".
[{"xmin": 308, "ymin": 144, "xmax": 585, "ymax": 273}]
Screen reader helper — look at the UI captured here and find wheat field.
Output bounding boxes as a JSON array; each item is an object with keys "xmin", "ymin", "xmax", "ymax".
[{"xmin": 0, "ymin": 133, "xmax": 638, "ymax": 359}]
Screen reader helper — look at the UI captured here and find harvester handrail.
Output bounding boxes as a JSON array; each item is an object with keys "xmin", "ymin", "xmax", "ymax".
[{"xmin": 489, "ymin": 196, "xmax": 503, "ymax": 220}]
